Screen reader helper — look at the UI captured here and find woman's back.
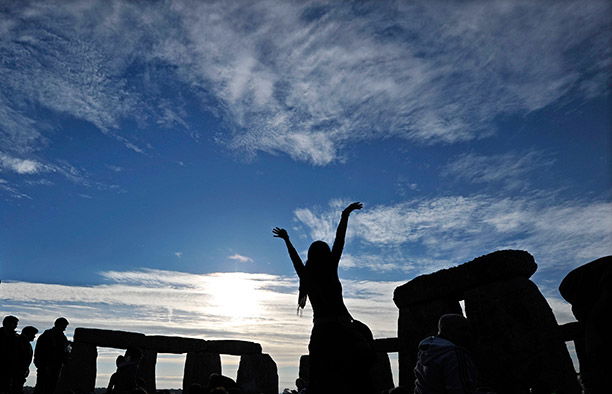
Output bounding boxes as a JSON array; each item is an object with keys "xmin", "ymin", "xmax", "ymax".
[{"xmin": 307, "ymin": 266, "xmax": 351, "ymax": 321}]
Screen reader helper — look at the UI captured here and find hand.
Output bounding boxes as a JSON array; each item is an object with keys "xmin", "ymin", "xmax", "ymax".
[
  {"xmin": 343, "ymin": 202, "xmax": 363, "ymax": 214},
  {"xmin": 273, "ymin": 227, "xmax": 289, "ymax": 240}
]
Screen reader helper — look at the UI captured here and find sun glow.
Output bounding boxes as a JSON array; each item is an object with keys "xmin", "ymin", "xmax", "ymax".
[{"xmin": 207, "ymin": 274, "xmax": 261, "ymax": 320}]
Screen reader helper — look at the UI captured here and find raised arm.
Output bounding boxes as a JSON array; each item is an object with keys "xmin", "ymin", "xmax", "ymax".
[
  {"xmin": 331, "ymin": 202, "xmax": 362, "ymax": 263},
  {"xmin": 273, "ymin": 227, "xmax": 305, "ymax": 278}
]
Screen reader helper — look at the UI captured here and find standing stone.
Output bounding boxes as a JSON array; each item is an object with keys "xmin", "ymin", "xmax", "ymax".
[
  {"xmin": 137, "ymin": 349, "xmax": 157, "ymax": 394},
  {"xmin": 183, "ymin": 352, "xmax": 221, "ymax": 390},
  {"xmin": 371, "ymin": 351, "xmax": 394, "ymax": 393},
  {"xmin": 236, "ymin": 353, "xmax": 278, "ymax": 394},
  {"xmin": 559, "ymin": 256, "xmax": 612, "ymax": 394},
  {"xmin": 397, "ymin": 298, "xmax": 462, "ymax": 389},
  {"xmin": 56, "ymin": 342, "xmax": 97, "ymax": 394},
  {"xmin": 464, "ymin": 277, "xmax": 580, "ymax": 394}
]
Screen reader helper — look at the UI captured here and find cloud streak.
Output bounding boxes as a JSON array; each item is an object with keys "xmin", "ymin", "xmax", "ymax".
[
  {"xmin": 1, "ymin": 0, "xmax": 609, "ymax": 168},
  {"xmin": 442, "ymin": 151, "xmax": 556, "ymax": 190},
  {"xmin": 293, "ymin": 196, "xmax": 612, "ymax": 274}
]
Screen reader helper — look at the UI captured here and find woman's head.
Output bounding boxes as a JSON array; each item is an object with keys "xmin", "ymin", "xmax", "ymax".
[{"xmin": 307, "ymin": 240, "xmax": 331, "ymax": 263}]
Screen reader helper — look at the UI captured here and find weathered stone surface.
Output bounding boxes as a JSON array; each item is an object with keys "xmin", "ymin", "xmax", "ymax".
[
  {"xmin": 559, "ymin": 256, "xmax": 611, "ymax": 321},
  {"xmin": 236, "ymin": 353, "xmax": 278, "ymax": 394},
  {"xmin": 183, "ymin": 352, "xmax": 221, "ymax": 390},
  {"xmin": 206, "ymin": 340, "xmax": 262, "ymax": 355},
  {"xmin": 56, "ymin": 342, "xmax": 97, "ymax": 394},
  {"xmin": 144, "ymin": 335, "xmax": 206, "ymax": 353},
  {"xmin": 394, "ymin": 250, "xmax": 536, "ymax": 307},
  {"xmin": 137, "ymin": 349, "xmax": 157, "ymax": 394},
  {"xmin": 373, "ymin": 337, "xmax": 399, "ymax": 353},
  {"xmin": 298, "ymin": 355, "xmax": 309, "ymax": 383},
  {"xmin": 464, "ymin": 278, "xmax": 580, "ymax": 394},
  {"xmin": 74, "ymin": 328, "xmax": 145, "ymax": 349},
  {"xmin": 397, "ymin": 298, "xmax": 462, "ymax": 389},
  {"xmin": 371, "ymin": 351, "xmax": 394, "ymax": 393}
]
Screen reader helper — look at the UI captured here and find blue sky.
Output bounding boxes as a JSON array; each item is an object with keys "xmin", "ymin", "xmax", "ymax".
[{"xmin": 1, "ymin": 0, "xmax": 611, "ymax": 390}]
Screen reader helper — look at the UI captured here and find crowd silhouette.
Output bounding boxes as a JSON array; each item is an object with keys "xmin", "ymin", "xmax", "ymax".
[{"xmin": 1, "ymin": 316, "xmax": 70, "ymax": 394}]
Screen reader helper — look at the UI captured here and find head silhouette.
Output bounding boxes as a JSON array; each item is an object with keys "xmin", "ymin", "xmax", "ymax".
[
  {"xmin": 307, "ymin": 241, "xmax": 331, "ymax": 265},
  {"xmin": 54, "ymin": 317, "xmax": 69, "ymax": 331},
  {"xmin": 437, "ymin": 314, "xmax": 473, "ymax": 348},
  {"xmin": 21, "ymin": 326, "xmax": 38, "ymax": 341},
  {"xmin": 2, "ymin": 315, "xmax": 18, "ymax": 331}
]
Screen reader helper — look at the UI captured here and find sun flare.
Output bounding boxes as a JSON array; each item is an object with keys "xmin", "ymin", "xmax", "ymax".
[{"xmin": 208, "ymin": 274, "xmax": 261, "ymax": 320}]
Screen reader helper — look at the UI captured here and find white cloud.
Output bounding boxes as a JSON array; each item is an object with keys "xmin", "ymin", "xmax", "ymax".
[
  {"xmin": 1, "ymin": 1, "xmax": 609, "ymax": 165},
  {"xmin": 174, "ymin": 252, "xmax": 183, "ymax": 258},
  {"xmin": 0, "ymin": 153, "xmax": 45, "ymax": 174},
  {"xmin": 293, "ymin": 196, "xmax": 612, "ymax": 273},
  {"xmin": 228, "ymin": 254, "xmax": 254, "ymax": 263}
]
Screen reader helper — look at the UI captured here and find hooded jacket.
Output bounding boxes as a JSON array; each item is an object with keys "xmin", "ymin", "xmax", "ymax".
[{"xmin": 414, "ymin": 336, "xmax": 477, "ymax": 394}]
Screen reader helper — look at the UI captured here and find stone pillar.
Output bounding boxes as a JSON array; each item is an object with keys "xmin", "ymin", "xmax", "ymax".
[
  {"xmin": 464, "ymin": 277, "xmax": 580, "ymax": 394},
  {"xmin": 371, "ymin": 351, "xmax": 394, "ymax": 393},
  {"xmin": 397, "ymin": 298, "xmax": 462, "ymax": 389},
  {"xmin": 559, "ymin": 256, "xmax": 612, "ymax": 394},
  {"xmin": 56, "ymin": 342, "xmax": 97, "ymax": 394},
  {"xmin": 183, "ymin": 352, "xmax": 221, "ymax": 390},
  {"xmin": 137, "ymin": 349, "xmax": 157, "ymax": 394},
  {"xmin": 236, "ymin": 353, "xmax": 278, "ymax": 394}
]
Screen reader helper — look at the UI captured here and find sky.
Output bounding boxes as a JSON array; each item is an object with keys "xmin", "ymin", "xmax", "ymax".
[{"xmin": 0, "ymin": 0, "xmax": 611, "ymax": 390}]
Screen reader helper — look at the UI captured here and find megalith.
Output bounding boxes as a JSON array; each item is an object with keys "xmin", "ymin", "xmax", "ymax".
[
  {"xmin": 465, "ymin": 277, "xmax": 580, "ymax": 393},
  {"xmin": 370, "ymin": 351, "xmax": 394, "ymax": 393},
  {"xmin": 138, "ymin": 349, "xmax": 157, "ymax": 394},
  {"xmin": 559, "ymin": 256, "xmax": 612, "ymax": 394},
  {"xmin": 183, "ymin": 352, "xmax": 222, "ymax": 389},
  {"xmin": 236, "ymin": 353, "xmax": 278, "ymax": 394},
  {"xmin": 56, "ymin": 342, "xmax": 97, "ymax": 394}
]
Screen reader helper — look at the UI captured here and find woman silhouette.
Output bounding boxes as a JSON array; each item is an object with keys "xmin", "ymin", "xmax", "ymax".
[{"xmin": 273, "ymin": 202, "xmax": 375, "ymax": 394}]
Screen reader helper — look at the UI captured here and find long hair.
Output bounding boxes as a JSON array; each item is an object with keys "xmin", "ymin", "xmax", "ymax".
[{"xmin": 298, "ymin": 241, "xmax": 331, "ymax": 313}]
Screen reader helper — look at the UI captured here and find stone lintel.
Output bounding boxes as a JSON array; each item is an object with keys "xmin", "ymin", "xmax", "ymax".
[
  {"xmin": 144, "ymin": 335, "xmax": 206, "ymax": 353},
  {"xmin": 557, "ymin": 321, "xmax": 584, "ymax": 342},
  {"xmin": 206, "ymin": 340, "xmax": 262, "ymax": 355},
  {"xmin": 74, "ymin": 328, "xmax": 262, "ymax": 355},
  {"xmin": 394, "ymin": 250, "xmax": 536, "ymax": 307},
  {"xmin": 373, "ymin": 337, "xmax": 399, "ymax": 353},
  {"xmin": 74, "ymin": 328, "xmax": 146, "ymax": 348}
]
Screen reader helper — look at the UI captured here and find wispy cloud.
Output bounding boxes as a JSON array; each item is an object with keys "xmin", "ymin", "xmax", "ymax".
[
  {"xmin": 442, "ymin": 151, "xmax": 556, "ymax": 190},
  {"xmin": 293, "ymin": 196, "xmax": 612, "ymax": 274},
  {"xmin": 228, "ymin": 254, "xmax": 254, "ymax": 263},
  {"xmin": 0, "ymin": 153, "xmax": 46, "ymax": 174},
  {"xmin": 1, "ymin": 1, "xmax": 609, "ymax": 167}
]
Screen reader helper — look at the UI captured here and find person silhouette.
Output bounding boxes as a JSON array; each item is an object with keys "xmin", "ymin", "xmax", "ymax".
[
  {"xmin": 1, "ymin": 316, "xmax": 19, "ymax": 393},
  {"xmin": 12, "ymin": 326, "xmax": 38, "ymax": 394},
  {"xmin": 274, "ymin": 202, "xmax": 375, "ymax": 394},
  {"xmin": 413, "ymin": 314, "xmax": 477, "ymax": 394},
  {"xmin": 34, "ymin": 318, "xmax": 69, "ymax": 394},
  {"xmin": 106, "ymin": 347, "xmax": 143, "ymax": 394}
]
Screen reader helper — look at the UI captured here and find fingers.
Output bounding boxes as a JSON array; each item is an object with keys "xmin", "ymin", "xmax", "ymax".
[{"xmin": 272, "ymin": 227, "xmax": 287, "ymax": 238}]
